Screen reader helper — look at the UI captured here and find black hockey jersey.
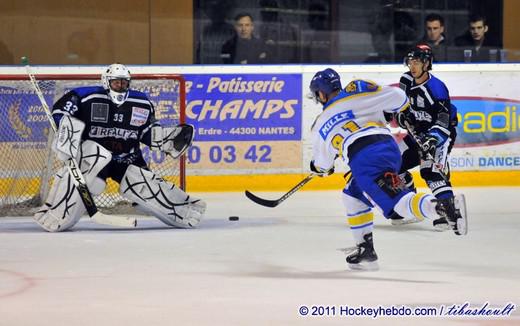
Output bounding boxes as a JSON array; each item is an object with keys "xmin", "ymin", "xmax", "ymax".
[
  {"xmin": 399, "ymin": 72, "xmax": 458, "ymax": 143},
  {"xmin": 52, "ymin": 86, "xmax": 158, "ymax": 156}
]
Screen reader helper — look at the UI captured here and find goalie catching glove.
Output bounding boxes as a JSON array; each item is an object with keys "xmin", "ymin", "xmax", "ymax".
[{"xmin": 151, "ymin": 123, "xmax": 194, "ymax": 159}]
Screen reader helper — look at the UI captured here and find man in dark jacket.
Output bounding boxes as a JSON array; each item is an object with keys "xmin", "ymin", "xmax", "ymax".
[
  {"xmin": 221, "ymin": 13, "xmax": 269, "ymax": 64},
  {"xmin": 419, "ymin": 13, "xmax": 448, "ymax": 62},
  {"xmin": 453, "ymin": 14, "xmax": 501, "ymax": 62}
]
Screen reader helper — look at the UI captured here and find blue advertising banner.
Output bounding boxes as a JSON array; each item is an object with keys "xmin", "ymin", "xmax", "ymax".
[
  {"xmin": 453, "ymin": 96, "xmax": 520, "ymax": 146},
  {"xmin": 0, "ymin": 84, "xmax": 55, "ymax": 142},
  {"xmin": 184, "ymin": 74, "xmax": 302, "ymax": 142},
  {"xmin": 181, "ymin": 74, "xmax": 303, "ymax": 171}
]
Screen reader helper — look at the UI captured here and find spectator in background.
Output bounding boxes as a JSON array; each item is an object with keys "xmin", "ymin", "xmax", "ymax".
[
  {"xmin": 196, "ymin": 0, "xmax": 236, "ymax": 64},
  {"xmin": 258, "ymin": 0, "xmax": 299, "ymax": 63},
  {"xmin": 453, "ymin": 14, "xmax": 501, "ymax": 62},
  {"xmin": 221, "ymin": 13, "xmax": 269, "ymax": 64},
  {"xmin": 419, "ymin": 13, "xmax": 448, "ymax": 62}
]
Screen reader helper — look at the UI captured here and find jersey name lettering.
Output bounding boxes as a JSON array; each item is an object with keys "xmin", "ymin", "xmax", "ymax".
[
  {"xmin": 319, "ymin": 110, "xmax": 355, "ymax": 139},
  {"xmin": 89, "ymin": 126, "xmax": 138, "ymax": 140},
  {"xmin": 410, "ymin": 108, "xmax": 433, "ymax": 122}
]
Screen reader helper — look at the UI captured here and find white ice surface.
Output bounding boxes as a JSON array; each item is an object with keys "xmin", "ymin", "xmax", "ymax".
[{"xmin": 0, "ymin": 187, "xmax": 519, "ymax": 326}]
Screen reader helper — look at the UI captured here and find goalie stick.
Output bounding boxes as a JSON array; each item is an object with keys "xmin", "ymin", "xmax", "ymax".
[
  {"xmin": 245, "ymin": 173, "xmax": 316, "ymax": 208},
  {"xmin": 25, "ymin": 61, "xmax": 136, "ymax": 228}
]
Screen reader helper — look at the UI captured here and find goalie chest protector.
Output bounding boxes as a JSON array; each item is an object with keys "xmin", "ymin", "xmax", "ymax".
[{"xmin": 53, "ymin": 86, "xmax": 157, "ymax": 155}]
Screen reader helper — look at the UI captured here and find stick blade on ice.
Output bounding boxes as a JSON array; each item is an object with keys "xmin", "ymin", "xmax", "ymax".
[{"xmin": 244, "ymin": 190, "xmax": 280, "ymax": 208}]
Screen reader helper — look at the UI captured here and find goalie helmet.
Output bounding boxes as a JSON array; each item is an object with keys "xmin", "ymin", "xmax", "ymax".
[
  {"xmin": 309, "ymin": 68, "xmax": 342, "ymax": 105},
  {"xmin": 404, "ymin": 44, "xmax": 433, "ymax": 71},
  {"xmin": 102, "ymin": 63, "xmax": 131, "ymax": 105}
]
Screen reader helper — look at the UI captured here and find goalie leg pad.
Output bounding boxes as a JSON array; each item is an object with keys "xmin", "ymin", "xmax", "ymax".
[
  {"xmin": 33, "ymin": 141, "xmax": 112, "ymax": 232},
  {"xmin": 120, "ymin": 165, "xmax": 206, "ymax": 228}
]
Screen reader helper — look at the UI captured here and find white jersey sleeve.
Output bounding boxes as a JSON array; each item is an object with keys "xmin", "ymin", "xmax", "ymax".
[
  {"xmin": 380, "ymin": 85, "xmax": 410, "ymax": 113},
  {"xmin": 311, "ymin": 122, "xmax": 337, "ymax": 171}
]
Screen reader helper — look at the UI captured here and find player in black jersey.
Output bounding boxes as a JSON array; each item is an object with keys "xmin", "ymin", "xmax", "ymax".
[
  {"xmin": 390, "ymin": 44, "xmax": 466, "ymax": 235},
  {"xmin": 34, "ymin": 64, "xmax": 205, "ymax": 232}
]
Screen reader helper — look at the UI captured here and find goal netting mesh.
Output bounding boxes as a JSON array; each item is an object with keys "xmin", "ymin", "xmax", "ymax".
[{"xmin": 0, "ymin": 73, "xmax": 186, "ymax": 216}]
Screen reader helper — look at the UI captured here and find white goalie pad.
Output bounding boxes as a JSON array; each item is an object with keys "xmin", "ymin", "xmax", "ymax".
[
  {"xmin": 120, "ymin": 165, "xmax": 206, "ymax": 228},
  {"xmin": 150, "ymin": 124, "xmax": 194, "ymax": 159},
  {"xmin": 52, "ymin": 115, "xmax": 85, "ymax": 161},
  {"xmin": 33, "ymin": 140, "xmax": 112, "ymax": 232}
]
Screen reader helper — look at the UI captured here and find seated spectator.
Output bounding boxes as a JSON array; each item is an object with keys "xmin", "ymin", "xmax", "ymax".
[
  {"xmin": 221, "ymin": 13, "xmax": 269, "ymax": 64},
  {"xmin": 452, "ymin": 14, "xmax": 502, "ymax": 62},
  {"xmin": 419, "ymin": 13, "xmax": 448, "ymax": 62}
]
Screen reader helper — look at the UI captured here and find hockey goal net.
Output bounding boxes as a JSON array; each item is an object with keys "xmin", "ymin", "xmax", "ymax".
[{"xmin": 0, "ymin": 73, "xmax": 186, "ymax": 216}]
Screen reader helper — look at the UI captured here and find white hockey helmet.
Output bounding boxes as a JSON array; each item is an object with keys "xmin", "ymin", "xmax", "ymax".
[{"xmin": 101, "ymin": 63, "xmax": 131, "ymax": 105}]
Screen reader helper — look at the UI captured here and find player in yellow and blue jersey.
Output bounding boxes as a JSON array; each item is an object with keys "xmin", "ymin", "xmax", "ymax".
[{"xmin": 308, "ymin": 68, "xmax": 467, "ymax": 270}]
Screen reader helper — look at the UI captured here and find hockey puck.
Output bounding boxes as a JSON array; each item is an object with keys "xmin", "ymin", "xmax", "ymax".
[{"xmin": 228, "ymin": 216, "xmax": 239, "ymax": 221}]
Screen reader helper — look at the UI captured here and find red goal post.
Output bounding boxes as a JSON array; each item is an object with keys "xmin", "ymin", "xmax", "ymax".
[{"xmin": 0, "ymin": 73, "xmax": 186, "ymax": 216}]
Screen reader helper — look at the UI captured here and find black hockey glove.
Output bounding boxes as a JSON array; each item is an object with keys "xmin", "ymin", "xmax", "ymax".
[
  {"xmin": 420, "ymin": 134, "xmax": 438, "ymax": 160},
  {"xmin": 396, "ymin": 111, "xmax": 414, "ymax": 129},
  {"xmin": 310, "ymin": 161, "xmax": 334, "ymax": 177}
]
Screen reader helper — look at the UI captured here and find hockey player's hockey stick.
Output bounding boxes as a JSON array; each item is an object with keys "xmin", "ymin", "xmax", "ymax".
[
  {"xmin": 402, "ymin": 120, "xmax": 448, "ymax": 180},
  {"xmin": 245, "ymin": 173, "xmax": 316, "ymax": 207},
  {"xmin": 25, "ymin": 61, "xmax": 136, "ymax": 228}
]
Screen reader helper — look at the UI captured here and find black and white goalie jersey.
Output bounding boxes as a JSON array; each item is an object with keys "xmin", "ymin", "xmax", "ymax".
[
  {"xmin": 399, "ymin": 71, "xmax": 458, "ymax": 142},
  {"xmin": 52, "ymin": 86, "xmax": 159, "ymax": 157}
]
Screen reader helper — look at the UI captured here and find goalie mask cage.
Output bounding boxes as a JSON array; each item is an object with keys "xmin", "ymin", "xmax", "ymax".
[{"xmin": 0, "ymin": 73, "xmax": 186, "ymax": 216}]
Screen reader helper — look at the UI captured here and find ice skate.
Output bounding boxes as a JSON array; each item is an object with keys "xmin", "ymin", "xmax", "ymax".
[
  {"xmin": 390, "ymin": 211, "xmax": 422, "ymax": 226},
  {"xmin": 434, "ymin": 194, "xmax": 468, "ymax": 235},
  {"xmin": 343, "ymin": 233, "xmax": 379, "ymax": 271},
  {"xmin": 432, "ymin": 217, "xmax": 450, "ymax": 231}
]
